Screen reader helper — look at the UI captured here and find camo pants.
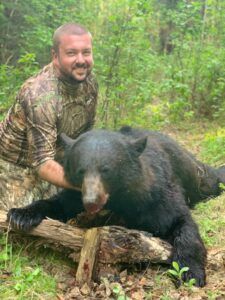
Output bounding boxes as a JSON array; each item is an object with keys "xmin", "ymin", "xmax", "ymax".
[{"xmin": 0, "ymin": 158, "xmax": 59, "ymax": 211}]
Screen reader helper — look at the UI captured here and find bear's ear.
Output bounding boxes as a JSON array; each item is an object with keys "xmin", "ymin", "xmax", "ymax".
[
  {"xmin": 130, "ymin": 136, "xmax": 147, "ymax": 157},
  {"xmin": 60, "ymin": 133, "xmax": 75, "ymax": 148}
]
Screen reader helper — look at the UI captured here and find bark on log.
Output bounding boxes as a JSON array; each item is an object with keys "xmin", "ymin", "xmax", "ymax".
[
  {"xmin": 98, "ymin": 226, "xmax": 172, "ymax": 264},
  {"xmin": 0, "ymin": 210, "xmax": 172, "ymax": 283}
]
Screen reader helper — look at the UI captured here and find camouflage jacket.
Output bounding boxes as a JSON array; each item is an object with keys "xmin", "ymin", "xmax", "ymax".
[{"xmin": 0, "ymin": 63, "xmax": 98, "ymax": 168}]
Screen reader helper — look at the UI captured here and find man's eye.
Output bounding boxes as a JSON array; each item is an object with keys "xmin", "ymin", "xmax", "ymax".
[
  {"xmin": 83, "ymin": 51, "xmax": 91, "ymax": 56},
  {"xmin": 67, "ymin": 52, "xmax": 75, "ymax": 56}
]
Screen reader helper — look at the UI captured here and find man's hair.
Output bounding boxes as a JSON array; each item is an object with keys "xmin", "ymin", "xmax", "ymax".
[{"xmin": 52, "ymin": 23, "xmax": 92, "ymax": 52}]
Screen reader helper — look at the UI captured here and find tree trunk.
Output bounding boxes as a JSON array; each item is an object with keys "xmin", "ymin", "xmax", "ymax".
[{"xmin": 0, "ymin": 210, "xmax": 172, "ymax": 284}]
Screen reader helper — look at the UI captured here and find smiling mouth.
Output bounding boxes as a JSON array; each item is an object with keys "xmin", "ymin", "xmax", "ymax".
[{"xmin": 74, "ymin": 68, "xmax": 87, "ymax": 74}]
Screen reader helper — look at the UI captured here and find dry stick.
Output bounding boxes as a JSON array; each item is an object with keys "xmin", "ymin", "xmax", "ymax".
[{"xmin": 0, "ymin": 210, "xmax": 172, "ymax": 283}]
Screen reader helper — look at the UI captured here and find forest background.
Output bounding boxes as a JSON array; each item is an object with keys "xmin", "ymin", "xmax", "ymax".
[
  {"xmin": 1, "ymin": 1, "xmax": 225, "ymax": 299},
  {"xmin": 1, "ymin": 0, "xmax": 225, "ymax": 130}
]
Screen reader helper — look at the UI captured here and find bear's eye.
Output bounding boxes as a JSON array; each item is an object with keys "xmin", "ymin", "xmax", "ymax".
[
  {"xmin": 76, "ymin": 168, "xmax": 85, "ymax": 177},
  {"xmin": 99, "ymin": 165, "xmax": 110, "ymax": 174}
]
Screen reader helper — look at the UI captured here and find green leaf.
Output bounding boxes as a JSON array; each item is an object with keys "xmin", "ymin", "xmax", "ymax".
[
  {"xmin": 180, "ymin": 267, "xmax": 189, "ymax": 276},
  {"xmin": 188, "ymin": 278, "xmax": 196, "ymax": 286},
  {"xmin": 14, "ymin": 282, "xmax": 23, "ymax": 292},
  {"xmin": 32, "ymin": 267, "xmax": 41, "ymax": 276},
  {"xmin": 167, "ymin": 269, "xmax": 178, "ymax": 276},
  {"xmin": 113, "ymin": 285, "xmax": 121, "ymax": 295},
  {"xmin": 219, "ymin": 183, "xmax": 225, "ymax": 190},
  {"xmin": 172, "ymin": 261, "xmax": 180, "ymax": 272}
]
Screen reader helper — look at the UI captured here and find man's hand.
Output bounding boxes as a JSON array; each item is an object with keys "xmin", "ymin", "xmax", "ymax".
[{"xmin": 37, "ymin": 159, "xmax": 80, "ymax": 190}]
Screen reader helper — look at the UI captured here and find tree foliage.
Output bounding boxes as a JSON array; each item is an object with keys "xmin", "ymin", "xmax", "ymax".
[{"xmin": 1, "ymin": 0, "xmax": 225, "ymax": 128}]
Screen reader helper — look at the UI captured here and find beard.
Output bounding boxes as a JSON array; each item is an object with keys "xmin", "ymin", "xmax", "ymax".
[{"xmin": 59, "ymin": 62, "xmax": 92, "ymax": 84}]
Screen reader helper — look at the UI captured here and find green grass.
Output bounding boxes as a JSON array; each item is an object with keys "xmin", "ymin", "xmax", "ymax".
[
  {"xmin": 200, "ymin": 129, "xmax": 225, "ymax": 166},
  {"xmin": 0, "ymin": 233, "xmax": 57, "ymax": 300},
  {"xmin": 193, "ymin": 194, "xmax": 225, "ymax": 247}
]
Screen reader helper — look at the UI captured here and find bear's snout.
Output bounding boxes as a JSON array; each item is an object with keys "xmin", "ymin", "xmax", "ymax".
[{"xmin": 82, "ymin": 173, "xmax": 109, "ymax": 214}]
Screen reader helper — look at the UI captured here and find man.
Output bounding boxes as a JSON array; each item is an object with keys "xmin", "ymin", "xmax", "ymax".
[{"xmin": 0, "ymin": 23, "xmax": 98, "ymax": 210}]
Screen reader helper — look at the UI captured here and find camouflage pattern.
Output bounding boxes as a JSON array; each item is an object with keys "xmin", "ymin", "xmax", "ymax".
[
  {"xmin": 0, "ymin": 63, "xmax": 98, "ymax": 210},
  {"xmin": 0, "ymin": 158, "xmax": 59, "ymax": 210},
  {"xmin": 0, "ymin": 63, "xmax": 98, "ymax": 168}
]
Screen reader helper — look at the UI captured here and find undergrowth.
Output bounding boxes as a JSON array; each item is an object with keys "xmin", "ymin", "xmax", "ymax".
[{"xmin": 0, "ymin": 232, "xmax": 56, "ymax": 300}]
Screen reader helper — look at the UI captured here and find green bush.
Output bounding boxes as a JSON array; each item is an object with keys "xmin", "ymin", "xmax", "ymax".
[{"xmin": 0, "ymin": 53, "xmax": 39, "ymax": 119}]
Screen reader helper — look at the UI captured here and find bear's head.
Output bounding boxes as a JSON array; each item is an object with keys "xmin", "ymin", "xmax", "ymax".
[{"xmin": 61, "ymin": 130, "xmax": 147, "ymax": 214}]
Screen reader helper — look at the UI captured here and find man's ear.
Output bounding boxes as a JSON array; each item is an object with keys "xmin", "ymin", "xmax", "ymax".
[
  {"xmin": 60, "ymin": 133, "xmax": 75, "ymax": 148},
  {"xmin": 51, "ymin": 48, "xmax": 56, "ymax": 58},
  {"xmin": 130, "ymin": 136, "xmax": 148, "ymax": 157},
  {"xmin": 52, "ymin": 48, "xmax": 59, "ymax": 64}
]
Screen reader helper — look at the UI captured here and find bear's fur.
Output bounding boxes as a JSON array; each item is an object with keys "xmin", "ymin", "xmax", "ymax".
[{"xmin": 7, "ymin": 127, "xmax": 225, "ymax": 287}]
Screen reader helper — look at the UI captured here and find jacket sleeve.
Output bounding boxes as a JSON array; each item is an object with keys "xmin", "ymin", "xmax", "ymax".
[{"xmin": 21, "ymin": 90, "xmax": 58, "ymax": 168}]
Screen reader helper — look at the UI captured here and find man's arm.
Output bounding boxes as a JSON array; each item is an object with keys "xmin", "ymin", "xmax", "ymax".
[{"xmin": 37, "ymin": 159, "xmax": 80, "ymax": 190}]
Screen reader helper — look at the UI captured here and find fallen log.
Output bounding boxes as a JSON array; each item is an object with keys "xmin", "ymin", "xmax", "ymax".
[{"xmin": 0, "ymin": 210, "xmax": 172, "ymax": 284}]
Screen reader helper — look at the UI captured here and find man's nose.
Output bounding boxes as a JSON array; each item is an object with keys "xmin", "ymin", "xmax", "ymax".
[{"xmin": 76, "ymin": 52, "xmax": 85, "ymax": 64}]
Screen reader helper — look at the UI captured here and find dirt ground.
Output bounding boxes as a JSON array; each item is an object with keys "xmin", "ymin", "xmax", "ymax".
[{"xmin": 51, "ymin": 235, "xmax": 225, "ymax": 300}]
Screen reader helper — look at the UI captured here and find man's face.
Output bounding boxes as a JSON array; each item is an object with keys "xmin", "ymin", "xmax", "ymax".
[{"xmin": 53, "ymin": 33, "xmax": 93, "ymax": 82}]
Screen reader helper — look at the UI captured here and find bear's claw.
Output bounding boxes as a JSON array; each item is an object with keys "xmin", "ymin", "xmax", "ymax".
[
  {"xmin": 182, "ymin": 269, "xmax": 206, "ymax": 287},
  {"xmin": 7, "ymin": 208, "xmax": 44, "ymax": 231}
]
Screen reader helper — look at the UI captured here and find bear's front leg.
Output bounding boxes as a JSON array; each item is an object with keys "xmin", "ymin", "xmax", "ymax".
[
  {"xmin": 170, "ymin": 214, "xmax": 207, "ymax": 287},
  {"xmin": 7, "ymin": 199, "xmax": 57, "ymax": 231},
  {"xmin": 7, "ymin": 189, "xmax": 83, "ymax": 231}
]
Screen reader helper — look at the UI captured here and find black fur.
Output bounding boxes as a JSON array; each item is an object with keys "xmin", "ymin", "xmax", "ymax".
[{"xmin": 7, "ymin": 127, "xmax": 225, "ymax": 287}]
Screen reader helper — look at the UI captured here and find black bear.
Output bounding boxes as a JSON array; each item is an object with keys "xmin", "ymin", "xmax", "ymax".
[{"xmin": 7, "ymin": 127, "xmax": 225, "ymax": 287}]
